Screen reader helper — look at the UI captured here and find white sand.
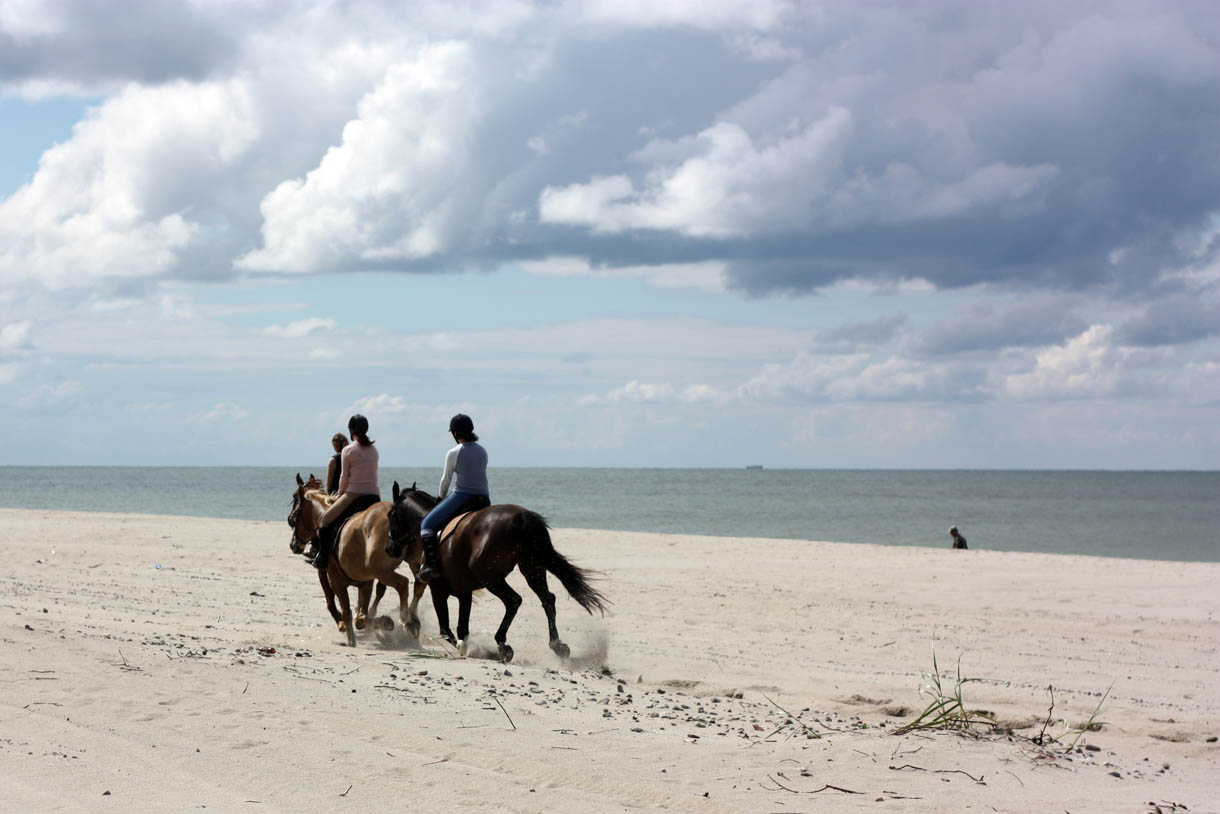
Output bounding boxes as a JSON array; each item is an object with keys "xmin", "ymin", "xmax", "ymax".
[{"xmin": 1, "ymin": 508, "xmax": 1216, "ymax": 812}]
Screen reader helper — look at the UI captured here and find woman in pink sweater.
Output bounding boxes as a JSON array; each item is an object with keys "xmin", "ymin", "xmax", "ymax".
[{"xmin": 309, "ymin": 414, "xmax": 380, "ymax": 569}]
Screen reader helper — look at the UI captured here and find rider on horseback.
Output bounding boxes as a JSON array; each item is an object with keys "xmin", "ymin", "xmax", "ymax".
[
  {"xmin": 415, "ymin": 413, "xmax": 490, "ymax": 584},
  {"xmin": 308, "ymin": 414, "xmax": 380, "ymax": 569}
]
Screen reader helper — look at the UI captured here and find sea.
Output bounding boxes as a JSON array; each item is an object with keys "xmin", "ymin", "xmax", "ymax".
[{"xmin": 0, "ymin": 467, "xmax": 1216, "ymax": 563}]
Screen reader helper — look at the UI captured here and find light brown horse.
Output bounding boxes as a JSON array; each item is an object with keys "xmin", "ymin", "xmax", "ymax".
[
  {"xmin": 387, "ymin": 483, "xmax": 609, "ymax": 663},
  {"xmin": 287, "ymin": 475, "xmax": 389, "ymax": 632},
  {"xmin": 288, "ymin": 474, "xmax": 426, "ymax": 647}
]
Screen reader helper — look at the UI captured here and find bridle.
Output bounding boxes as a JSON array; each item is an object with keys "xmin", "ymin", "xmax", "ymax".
[{"xmin": 288, "ymin": 489, "xmax": 318, "ymax": 554}]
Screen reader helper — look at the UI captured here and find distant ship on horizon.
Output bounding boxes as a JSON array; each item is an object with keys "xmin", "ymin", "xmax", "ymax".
[{"xmin": 745, "ymin": 464, "xmax": 764, "ymax": 470}]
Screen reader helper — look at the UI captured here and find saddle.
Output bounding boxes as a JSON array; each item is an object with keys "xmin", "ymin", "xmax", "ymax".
[
  {"xmin": 439, "ymin": 496, "xmax": 492, "ymax": 543},
  {"xmin": 333, "ymin": 494, "xmax": 381, "ymax": 542}
]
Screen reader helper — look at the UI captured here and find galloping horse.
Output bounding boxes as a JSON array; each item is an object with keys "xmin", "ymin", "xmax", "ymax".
[
  {"xmin": 387, "ymin": 483, "xmax": 609, "ymax": 663},
  {"xmin": 288, "ymin": 475, "xmax": 388, "ymax": 630},
  {"xmin": 288, "ymin": 474, "xmax": 426, "ymax": 646}
]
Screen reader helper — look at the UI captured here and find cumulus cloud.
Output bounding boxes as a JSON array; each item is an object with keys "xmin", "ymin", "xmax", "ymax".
[
  {"xmin": 3, "ymin": 1, "xmax": 1217, "ymax": 305},
  {"xmin": 1003, "ymin": 325, "xmax": 1130, "ymax": 400}
]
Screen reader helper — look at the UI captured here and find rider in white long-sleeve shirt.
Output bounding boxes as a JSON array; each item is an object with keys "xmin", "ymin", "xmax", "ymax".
[{"xmin": 416, "ymin": 414, "xmax": 491, "ymax": 584}]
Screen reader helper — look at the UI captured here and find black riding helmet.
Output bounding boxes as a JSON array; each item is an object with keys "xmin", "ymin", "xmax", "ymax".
[
  {"xmin": 448, "ymin": 413, "xmax": 474, "ymax": 436},
  {"xmin": 348, "ymin": 414, "xmax": 369, "ymax": 435}
]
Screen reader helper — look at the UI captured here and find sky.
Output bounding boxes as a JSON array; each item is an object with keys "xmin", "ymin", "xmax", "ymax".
[{"xmin": 1, "ymin": 0, "xmax": 1218, "ymax": 469}]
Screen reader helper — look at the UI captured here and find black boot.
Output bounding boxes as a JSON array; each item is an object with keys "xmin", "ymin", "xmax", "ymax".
[
  {"xmin": 309, "ymin": 526, "xmax": 334, "ymax": 569},
  {"xmin": 416, "ymin": 532, "xmax": 442, "ymax": 584}
]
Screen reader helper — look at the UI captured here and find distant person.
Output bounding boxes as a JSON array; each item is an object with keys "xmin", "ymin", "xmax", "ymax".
[
  {"xmin": 416, "ymin": 413, "xmax": 491, "ymax": 584},
  {"xmin": 308, "ymin": 415, "xmax": 380, "ymax": 569},
  {"xmin": 326, "ymin": 433, "xmax": 348, "ymax": 495},
  {"xmin": 949, "ymin": 525, "xmax": 968, "ymax": 549}
]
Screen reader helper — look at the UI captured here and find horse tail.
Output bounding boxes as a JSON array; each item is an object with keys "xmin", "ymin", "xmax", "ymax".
[{"xmin": 517, "ymin": 511, "xmax": 610, "ymax": 616}]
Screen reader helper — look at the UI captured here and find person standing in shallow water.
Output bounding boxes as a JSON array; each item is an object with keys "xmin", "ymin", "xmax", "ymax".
[
  {"xmin": 416, "ymin": 413, "xmax": 491, "ymax": 584},
  {"xmin": 308, "ymin": 415, "xmax": 380, "ymax": 569},
  {"xmin": 949, "ymin": 526, "xmax": 968, "ymax": 549},
  {"xmin": 326, "ymin": 432, "xmax": 348, "ymax": 496}
]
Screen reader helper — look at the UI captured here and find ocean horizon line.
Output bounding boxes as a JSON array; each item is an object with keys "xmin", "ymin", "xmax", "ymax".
[{"xmin": 3, "ymin": 464, "xmax": 1218, "ymax": 473}]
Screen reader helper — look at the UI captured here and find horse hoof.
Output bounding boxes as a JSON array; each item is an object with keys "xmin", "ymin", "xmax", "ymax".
[
  {"xmin": 337, "ymin": 622, "xmax": 347, "ymax": 632},
  {"xmin": 406, "ymin": 620, "xmax": 421, "ymax": 639},
  {"xmin": 499, "ymin": 644, "xmax": 514, "ymax": 664},
  {"xmin": 551, "ymin": 641, "xmax": 570, "ymax": 659},
  {"xmin": 378, "ymin": 616, "xmax": 395, "ymax": 631},
  {"xmin": 355, "ymin": 617, "xmax": 367, "ymax": 631},
  {"xmin": 457, "ymin": 639, "xmax": 468, "ymax": 658}
]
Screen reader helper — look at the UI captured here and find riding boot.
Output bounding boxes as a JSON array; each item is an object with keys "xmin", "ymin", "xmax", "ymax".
[
  {"xmin": 416, "ymin": 531, "xmax": 442, "ymax": 584},
  {"xmin": 310, "ymin": 526, "xmax": 334, "ymax": 569}
]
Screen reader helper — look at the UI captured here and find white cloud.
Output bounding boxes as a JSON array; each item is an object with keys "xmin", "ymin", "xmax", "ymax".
[
  {"xmin": 350, "ymin": 394, "xmax": 410, "ymax": 415},
  {"xmin": 1003, "ymin": 325, "xmax": 1131, "ymax": 400},
  {"xmin": 237, "ymin": 42, "xmax": 476, "ymax": 272},
  {"xmin": 540, "ymin": 111, "xmax": 855, "ymax": 237},
  {"xmin": 263, "ymin": 317, "xmax": 335, "ymax": 338},
  {"xmin": 578, "ymin": 379, "xmax": 729, "ymax": 406},
  {"xmin": 0, "ymin": 80, "xmax": 258, "ymax": 287},
  {"xmin": 308, "ymin": 348, "xmax": 340, "ymax": 360}
]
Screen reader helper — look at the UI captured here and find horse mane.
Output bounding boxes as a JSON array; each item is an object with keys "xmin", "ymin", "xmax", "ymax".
[
  {"xmin": 303, "ymin": 488, "xmax": 333, "ymax": 506},
  {"xmin": 398, "ymin": 487, "xmax": 439, "ymax": 517}
]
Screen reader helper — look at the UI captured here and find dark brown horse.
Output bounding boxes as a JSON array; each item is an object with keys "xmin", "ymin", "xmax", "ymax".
[
  {"xmin": 288, "ymin": 474, "xmax": 425, "ymax": 646},
  {"xmin": 386, "ymin": 483, "xmax": 609, "ymax": 663}
]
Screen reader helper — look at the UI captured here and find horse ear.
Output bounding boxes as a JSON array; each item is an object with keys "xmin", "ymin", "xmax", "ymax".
[
  {"xmin": 296, "ymin": 473, "xmax": 304, "ymax": 486},
  {"xmin": 393, "ymin": 481, "xmax": 401, "ymax": 502},
  {"xmin": 411, "ymin": 481, "xmax": 417, "ymax": 490}
]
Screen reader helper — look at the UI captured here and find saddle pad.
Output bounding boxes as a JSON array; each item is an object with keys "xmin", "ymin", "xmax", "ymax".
[{"xmin": 440, "ymin": 511, "xmax": 475, "ymax": 542}]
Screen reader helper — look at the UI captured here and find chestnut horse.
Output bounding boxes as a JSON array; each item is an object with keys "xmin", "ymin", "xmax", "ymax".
[
  {"xmin": 287, "ymin": 475, "xmax": 388, "ymax": 631},
  {"xmin": 288, "ymin": 474, "xmax": 426, "ymax": 647},
  {"xmin": 386, "ymin": 483, "xmax": 609, "ymax": 663}
]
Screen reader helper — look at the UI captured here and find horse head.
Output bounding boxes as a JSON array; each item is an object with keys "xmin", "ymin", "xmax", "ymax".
[
  {"xmin": 385, "ymin": 480, "xmax": 425, "ymax": 559},
  {"xmin": 288, "ymin": 473, "xmax": 323, "ymax": 555}
]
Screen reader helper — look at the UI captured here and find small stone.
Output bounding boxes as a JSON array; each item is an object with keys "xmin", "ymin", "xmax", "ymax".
[
  {"xmin": 1108, "ymin": 771, "xmax": 1121, "ymax": 778},
  {"xmin": 1084, "ymin": 744, "xmax": 1101, "ymax": 752},
  {"xmin": 103, "ymin": 791, "xmax": 111, "ymax": 796}
]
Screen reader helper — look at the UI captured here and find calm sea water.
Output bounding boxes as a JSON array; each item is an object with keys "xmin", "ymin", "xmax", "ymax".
[{"xmin": 0, "ymin": 467, "xmax": 1215, "ymax": 562}]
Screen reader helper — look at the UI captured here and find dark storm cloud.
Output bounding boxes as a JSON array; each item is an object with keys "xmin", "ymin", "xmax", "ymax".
[
  {"xmin": 1117, "ymin": 296, "xmax": 1220, "ymax": 346},
  {"xmin": 0, "ymin": 1, "xmax": 242, "ymax": 87},
  {"xmin": 917, "ymin": 296, "xmax": 1089, "ymax": 355},
  {"xmin": 530, "ymin": 2, "xmax": 1220, "ymax": 299}
]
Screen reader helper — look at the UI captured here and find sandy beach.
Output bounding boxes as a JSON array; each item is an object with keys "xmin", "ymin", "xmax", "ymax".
[{"xmin": 1, "ymin": 508, "xmax": 1216, "ymax": 813}]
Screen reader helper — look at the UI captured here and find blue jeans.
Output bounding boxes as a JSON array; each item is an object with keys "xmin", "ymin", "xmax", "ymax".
[{"xmin": 422, "ymin": 492, "xmax": 489, "ymax": 537}]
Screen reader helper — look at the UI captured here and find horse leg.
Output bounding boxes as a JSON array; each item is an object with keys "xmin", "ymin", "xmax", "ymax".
[
  {"xmin": 369, "ymin": 580, "xmax": 387, "ymax": 619},
  {"xmin": 405, "ymin": 578, "xmax": 426, "ymax": 639},
  {"xmin": 483, "ymin": 578, "xmax": 523, "ymax": 664},
  {"xmin": 376, "ymin": 570, "xmax": 410, "ymax": 632},
  {"xmin": 318, "ymin": 568, "xmax": 343, "ymax": 630},
  {"xmin": 429, "ymin": 584, "xmax": 456, "ymax": 647},
  {"xmin": 334, "ymin": 576, "xmax": 357, "ymax": 647},
  {"xmin": 456, "ymin": 592, "xmax": 475, "ymax": 658},
  {"xmin": 520, "ymin": 561, "xmax": 569, "ymax": 658},
  {"xmin": 355, "ymin": 582, "xmax": 372, "ymax": 630}
]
